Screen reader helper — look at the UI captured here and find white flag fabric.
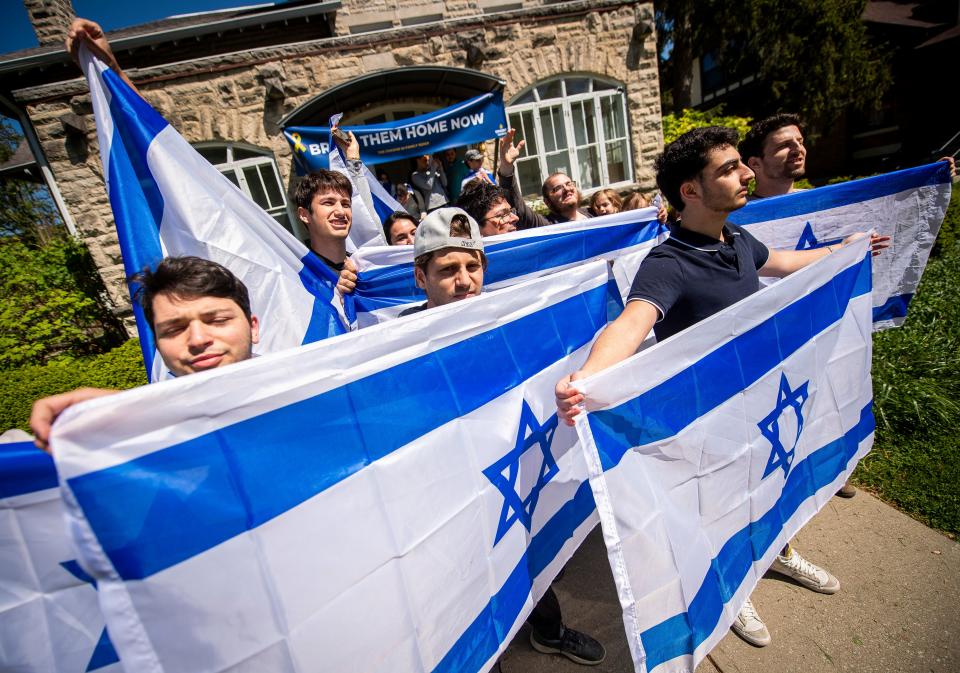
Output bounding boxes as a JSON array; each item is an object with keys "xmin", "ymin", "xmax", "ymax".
[
  {"xmin": 574, "ymin": 240, "xmax": 875, "ymax": 673},
  {"xmin": 326, "ymin": 113, "xmax": 392, "ymax": 250},
  {"xmin": 353, "ymin": 207, "xmax": 667, "ymax": 325},
  {"xmin": 0, "ymin": 431, "xmax": 122, "ymax": 673},
  {"xmin": 81, "ymin": 48, "xmax": 348, "ymax": 381},
  {"xmin": 51, "ymin": 262, "xmax": 611, "ymax": 673},
  {"xmin": 730, "ymin": 161, "xmax": 951, "ymax": 328}
]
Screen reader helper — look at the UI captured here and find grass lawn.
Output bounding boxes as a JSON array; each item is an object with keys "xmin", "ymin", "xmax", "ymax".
[{"xmin": 854, "ymin": 188, "xmax": 960, "ymax": 538}]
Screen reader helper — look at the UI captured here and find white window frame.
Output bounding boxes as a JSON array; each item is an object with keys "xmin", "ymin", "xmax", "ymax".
[
  {"xmin": 194, "ymin": 142, "xmax": 305, "ymax": 239},
  {"xmin": 506, "ymin": 76, "xmax": 634, "ymax": 198}
]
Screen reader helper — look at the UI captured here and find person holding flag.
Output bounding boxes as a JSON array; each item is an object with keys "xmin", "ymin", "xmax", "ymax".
[{"xmin": 555, "ymin": 126, "xmax": 889, "ymax": 648}]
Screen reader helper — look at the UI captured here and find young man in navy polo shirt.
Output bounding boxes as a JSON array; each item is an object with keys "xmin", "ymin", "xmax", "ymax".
[{"xmin": 555, "ymin": 126, "xmax": 888, "ymax": 648}]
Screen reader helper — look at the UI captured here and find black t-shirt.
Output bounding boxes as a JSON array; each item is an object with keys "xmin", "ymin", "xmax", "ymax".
[
  {"xmin": 398, "ymin": 302, "xmax": 428, "ymax": 317},
  {"xmin": 627, "ymin": 222, "xmax": 770, "ymax": 341}
]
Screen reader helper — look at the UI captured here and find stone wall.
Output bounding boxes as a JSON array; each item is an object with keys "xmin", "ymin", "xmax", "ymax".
[{"xmin": 18, "ymin": 0, "xmax": 661, "ymax": 331}]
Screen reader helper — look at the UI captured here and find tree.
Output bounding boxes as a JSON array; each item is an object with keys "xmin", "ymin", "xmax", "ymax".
[
  {"xmin": 0, "ymin": 119, "xmax": 128, "ymax": 370},
  {"xmin": 656, "ymin": 0, "xmax": 891, "ymax": 128}
]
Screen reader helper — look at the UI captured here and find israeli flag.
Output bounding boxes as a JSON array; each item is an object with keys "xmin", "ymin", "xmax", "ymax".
[
  {"xmin": 81, "ymin": 48, "xmax": 347, "ymax": 381},
  {"xmin": 0, "ymin": 431, "xmax": 122, "ymax": 673},
  {"xmin": 325, "ymin": 113, "xmax": 394, "ymax": 250},
  {"xmin": 574, "ymin": 239, "xmax": 874, "ymax": 673},
  {"xmin": 731, "ymin": 161, "xmax": 951, "ymax": 328},
  {"xmin": 51, "ymin": 262, "xmax": 610, "ymax": 673},
  {"xmin": 353, "ymin": 207, "xmax": 667, "ymax": 325}
]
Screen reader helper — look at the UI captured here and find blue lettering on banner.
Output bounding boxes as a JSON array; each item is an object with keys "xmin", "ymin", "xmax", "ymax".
[{"xmin": 285, "ymin": 92, "xmax": 508, "ymax": 171}]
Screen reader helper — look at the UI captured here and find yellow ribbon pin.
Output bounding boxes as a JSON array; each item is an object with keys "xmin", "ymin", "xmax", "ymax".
[{"xmin": 291, "ymin": 133, "xmax": 306, "ymax": 153}]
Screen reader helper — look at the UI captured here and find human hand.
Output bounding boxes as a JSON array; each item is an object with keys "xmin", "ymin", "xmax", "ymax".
[
  {"xmin": 336, "ymin": 257, "xmax": 358, "ymax": 295},
  {"xmin": 30, "ymin": 387, "xmax": 118, "ymax": 453},
  {"xmin": 333, "ymin": 128, "xmax": 360, "ymax": 161},
  {"xmin": 841, "ymin": 231, "xmax": 891, "ymax": 256},
  {"xmin": 938, "ymin": 156, "xmax": 956, "ymax": 178},
  {"xmin": 65, "ymin": 18, "xmax": 118, "ymax": 69},
  {"xmin": 499, "ymin": 128, "xmax": 526, "ymax": 172},
  {"xmin": 555, "ymin": 373, "xmax": 585, "ymax": 427},
  {"xmin": 656, "ymin": 204, "xmax": 668, "ymax": 223}
]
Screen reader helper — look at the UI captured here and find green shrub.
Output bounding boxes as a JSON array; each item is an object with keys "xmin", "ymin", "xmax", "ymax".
[
  {"xmin": 661, "ymin": 106, "xmax": 752, "ymax": 145},
  {"xmin": 0, "ymin": 339, "xmax": 146, "ymax": 433},
  {"xmin": 931, "ymin": 183, "xmax": 960, "ymax": 257}
]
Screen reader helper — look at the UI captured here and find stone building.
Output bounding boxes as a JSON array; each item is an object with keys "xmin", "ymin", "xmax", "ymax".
[{"xmin": 0, "ymin": 0, "xmax": 662, "ymax": 328}]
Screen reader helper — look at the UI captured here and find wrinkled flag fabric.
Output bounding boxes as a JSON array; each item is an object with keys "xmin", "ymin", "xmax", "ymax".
[
  {"xmin": 81, "ymin": 47, "xmax": 347, "ymax": 381},
  {"xmin": 51, "ymin": 262, "xmax": 610, "ymax": 673},
  {"xmin": 0, "ymin": 432, "xmax": 122, "ymax": 673},
  {"xmin": 732, "ymin": 161, "xmax": 951, "ymax": 328},
  {"xmin": 352, "ymin": 207, "xmax": 667, "ymax": 325},
  {"xmin": 575, "ymin": 240, "xmax": 874, "ymax": 673}
]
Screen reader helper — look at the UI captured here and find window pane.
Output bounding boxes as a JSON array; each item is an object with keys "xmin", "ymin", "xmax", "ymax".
[
  {"xmin": 233, "ymin": 147, "xmax": 263, "ymax": 161},
  {"xmin": 220, "ymin": 169, "xmax": 240, "ymax": 188},
  {"xmin": 572, "ymin": 102, "xmax": 586, "ymax": 146},
  {"xmin": 514, "ymin": 90, "xmax": 536, "ymax": 105},
  {"xmin": 565, "ymin": 77, "xmax": 590, "ymax": 96},
  {"xmin": 242, "ymin": 165, "xmax": 269, "ymax": 207},
  {"xmin": 601, "ymin": 96, "xmax": 626, "ymax": 139},
  {"xmin": 605, "ymin": 139, "xmax": 629, "ymax": 184},
  {"xmin": 260, "ymin": 164, "xmax": 284, "ymax": 208},
  {"xmin": 539, "ymin": 107, "xmax": 558, "ymax": 153},
  {"xmin": 520, "ymin": 110, "xmax": 538, "ymax": 156},
  {"xmin": 545, "ymin": 151, "xmax": 570, "ymax": 178},
  {"xmin": 583, "ymin": 101, "xmax": 597, "ymax": 144},
  {"xmin": 198, "ymin": 146, "xmax": 228, "ymax": 165},
  {"xmin": 516, "ymin": 156, "xmax": 543, "ymax": 198},
  {"xmin": 592, "ymin": 79, "xmax": 615, "ymax": 92},
  {"xmin": 577, "ymin": 146, "xmax": 600, "ymax": 190},
  {"xmin": 551, "ymin": 107, "xmax": 567, "ymax": 149},
  {"xmin": 536, "ymin": 80, "xmax": 563, "ymax": 101}
]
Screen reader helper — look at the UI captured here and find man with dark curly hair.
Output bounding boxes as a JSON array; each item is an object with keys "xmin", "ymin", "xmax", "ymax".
[
  {"xmin": 556, "ymin": 125, "xmax": 890, "ymax": 650},
  {"xmin": 456, "ymin": 181, "xmax": 520, "ymax": 236},
  {"xmin": 739, "ymin": 113, "xmax": 809, "ymax": 200}
]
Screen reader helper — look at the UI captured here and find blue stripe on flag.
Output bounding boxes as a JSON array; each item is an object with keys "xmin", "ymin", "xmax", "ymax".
[
  {"xmin": 100, "ymin": 68, "xmax": 169, "ymax": 375},
  {"xmin": 432, "ymin": 480, "xmax": 596, "ymax": 673},
  {"xmin": 728, "ymin": 162, "xmax": 951, "ymax": 226},
  {"xmin": 355, "ymin": 219, "xmax": 663, "ymax": 311},
  {"xmin": 588, "ymin": 252, "xmax": 872, "ymax": 471},
  {"xmin": 298, "ymin": 251, "xmax": 350, "ymax": 341},
  {"xmin": 639, "ymin": 402, "xmax": 874, "ymax": 669},
  {"xmin": 0, "ymin": 441, "xmax": 58, "ymax": 498},
  {"xmin": 67, "ymin": 285, "xmax": 608, "ymax": 580},
  {"xmin": 872, "ymin": 292, "xmax": 912, "ymax": 322}
]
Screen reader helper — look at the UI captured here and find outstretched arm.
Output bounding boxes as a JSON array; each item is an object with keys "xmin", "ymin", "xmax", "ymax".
[
  {"xmin": 555, "ymin": 300, "xmax": 659, "ymax": 426},
  {"xmin": 761, "ymin": 232, "xmax": 890, "ymax": 278},
  {"xmin": 496, "ymin": 128, "xmax": 550, "ymax": 229}
]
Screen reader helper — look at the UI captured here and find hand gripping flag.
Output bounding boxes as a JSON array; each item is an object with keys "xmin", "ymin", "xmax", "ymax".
[
  {"xmin": 573, "ymin": 240, "xmax": 875, "ymax": 673},
  {"xmin": 730, "ymin": 161, "xmax": 952, "ymax": 328},
  {"xmin": 352, "ymin": 207, "xmax": 668, "ymax": 326},
  {"xmin": 50, "ymin": 262, "xmax": 610, "ymax": 673},
  {"xmin": 0, "ymin": 431, "xmax": 122, "ymax": 673},
  {"xmin": 325, "ymin": 113, "xmax": 392, "ymax": 250},
  {"xmin": 80, "ymin": 47, "xmax": 347, "ymax": 381}
]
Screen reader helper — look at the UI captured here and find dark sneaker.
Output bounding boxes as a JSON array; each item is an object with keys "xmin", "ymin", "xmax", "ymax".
[
  {"xmin": 836, "ymin": 482, "xmax": 857, "ymax": 498},
  {"xmin": 530, "ymin": 626, "xmax": 606, "ymax": 666}
]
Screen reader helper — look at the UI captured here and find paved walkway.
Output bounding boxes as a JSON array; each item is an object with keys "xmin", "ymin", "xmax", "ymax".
[{"xmin": 499, "ymin": 492, "xmax": 960, "ymax": 673}]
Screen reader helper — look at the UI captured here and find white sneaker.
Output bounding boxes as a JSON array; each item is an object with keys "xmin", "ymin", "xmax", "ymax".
[
  {"xmin": 731, "ymin": 597, "xmax": 771, "ymax": 647},
  {"xmin": 770, "ymin": 550, "xmax": 840, "ymax": 594}
]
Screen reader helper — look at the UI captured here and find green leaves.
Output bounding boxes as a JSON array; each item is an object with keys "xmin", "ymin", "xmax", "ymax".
[{"xmin": 662, "ymin": 106, "xmax": 752, "ymax": 145}]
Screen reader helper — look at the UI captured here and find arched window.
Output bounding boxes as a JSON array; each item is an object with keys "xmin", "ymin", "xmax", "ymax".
[
  {"xmin": 194, "ymin": 142, "xmax": 301, "ymax": 237},
  {"xmin": 507, "ymin": 76, "xmax": 633, "ymax": 198}
]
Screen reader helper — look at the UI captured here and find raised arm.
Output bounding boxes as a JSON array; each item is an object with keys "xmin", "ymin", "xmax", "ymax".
[
  {"xmin": 496, "ymin": 128, "xmax": 551, "ymax": 229},
  {"xmin": 66, "ymin": 18, "xmax": 142, "ymax": 97}
]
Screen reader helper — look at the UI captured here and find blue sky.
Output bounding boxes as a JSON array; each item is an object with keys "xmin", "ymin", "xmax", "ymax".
[{"xmin": 1, "ymin": 0, "xmax": 272, "ymax": 55}]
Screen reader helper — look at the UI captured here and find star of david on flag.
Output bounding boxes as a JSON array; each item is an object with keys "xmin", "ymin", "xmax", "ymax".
[
  {"xmin": 484, "ymin": 400, "xmax": 560, "ymax": 545},
  {"xmin": 59, "ymin": 561, "xmax": 120, "ymax": 671},
  {"xmin": 759, "ymin": 373, "xmax": 810, "ymax": 480},
  {"xmin": 795, "ymin": 221, "xmax": 843, "ymax": 251}
]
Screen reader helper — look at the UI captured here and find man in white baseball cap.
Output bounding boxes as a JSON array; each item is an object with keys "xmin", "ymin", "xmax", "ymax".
[{"xmin": 399, "ymin": 207, "xmax": 486, "ymax": 316}]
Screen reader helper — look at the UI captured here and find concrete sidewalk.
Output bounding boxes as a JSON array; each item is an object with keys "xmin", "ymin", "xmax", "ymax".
[{"xmin": 499, "ymin": 492, "xmax": 960, "ymax": 673}]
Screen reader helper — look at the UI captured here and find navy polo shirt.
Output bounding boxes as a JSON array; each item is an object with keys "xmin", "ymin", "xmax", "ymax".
[{"xmin": 627, "ymin": 222, "xmax": 770, "ymax": 341}]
